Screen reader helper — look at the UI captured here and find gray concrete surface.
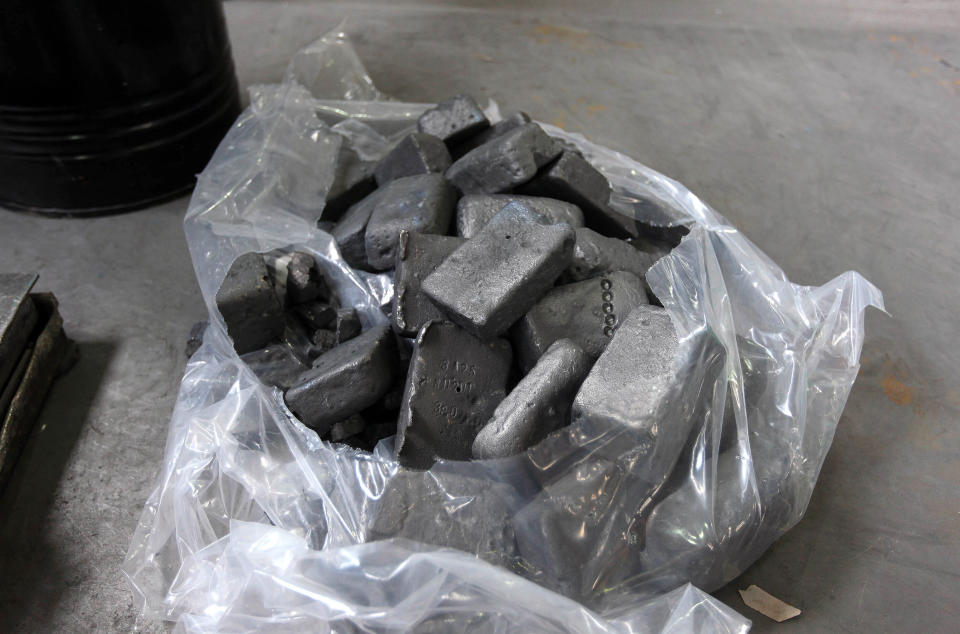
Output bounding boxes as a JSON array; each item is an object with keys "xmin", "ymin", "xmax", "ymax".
[{"xmin": 1, "ymin": 1, "xmax": 958, "ymax": 631}]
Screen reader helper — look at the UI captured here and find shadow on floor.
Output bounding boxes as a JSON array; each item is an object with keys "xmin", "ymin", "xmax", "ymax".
[{"xmin": 0, "ymin": 340, "xmax": 117, "ymax": 632}]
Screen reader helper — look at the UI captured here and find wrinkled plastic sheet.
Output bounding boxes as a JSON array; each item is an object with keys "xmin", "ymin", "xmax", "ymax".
[{"xmin": 125, "ymin": 28, "xmax": 882, "ymax": 632}]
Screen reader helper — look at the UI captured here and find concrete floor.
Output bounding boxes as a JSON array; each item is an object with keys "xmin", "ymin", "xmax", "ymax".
[{"xmin": 1, "ymin": 1, "xmax": 958, "ymax": 631}]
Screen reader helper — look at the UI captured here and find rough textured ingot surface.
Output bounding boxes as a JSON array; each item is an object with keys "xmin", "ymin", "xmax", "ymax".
[
  {"xmin": 456, "ymin": 194, "xmax": 584, "ymax": 239},
  {"xmin": 285, "ymin": 325, "xmax": 399, "ymax": 435},
  {"xmin": 215, "ymin": 252, "xmax": 285, "ymax": 354},
  {"xmin": 445, "ymin": 123, "xmax": 563, "ymax": 195},
  {"xmin": 572, "ymin": 305, "xmax": 679, "ymax": 433},
  {"xmin": 392, "ymin": 230, "xmax": 465, "ymax": 337},
  {"xmin": 422, "ymin": 213, "xmax": 576, "ymax": 340},
  {"xmin": 363, "ymin": 173, "xmax": 457, "ymax": 271},
  {"xmin": 473, "ymin": 339, "xmax": 591, "ymax": 459},
  {"xmin": 0, "ymin": 273, "xmax": 38, "ymax": 393},
  {"xmin": 319, "ymin": 144, "xmax": 377, "ymax": 223},
  {"xmin": 416, "ymin": 94, "xmax": 489, "ymax": 145},
  {"xmin": 285, "ymin": 251, "xmax": 328, "ymax": 306},
  {"xmin": 567, "ymin": 228, "xmax": 661, "ymax": 282},
  {"xmin": 367, "ymin": 470, "xmax": 518, "ymax": 568},
  {"xmin": 395, "ymin": 322, "xmax": 512, "ymax": 469},
  {"xmin": 513, "ymin": 271, "xmax": 648, "ymax": 371},
  {"xmin": 374, "ymin": 132, "xmax": 452, "ymax": 186},
  {"xmin": 451, "ymin": 110, "xmax": 531, "ymax": 158}
]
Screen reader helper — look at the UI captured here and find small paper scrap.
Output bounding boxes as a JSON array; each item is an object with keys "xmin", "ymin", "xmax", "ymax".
[{"xmin": 738, "ymin": 585, "xmax": 801, "ymax": 622}]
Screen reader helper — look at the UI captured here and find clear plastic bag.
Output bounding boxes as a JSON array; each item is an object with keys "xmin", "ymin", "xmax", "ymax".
[{"xmin": 124, "ymin": 27, "xmax": 882, "ymax": 632}]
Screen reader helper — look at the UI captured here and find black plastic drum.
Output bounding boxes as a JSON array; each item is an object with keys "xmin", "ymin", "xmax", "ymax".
[{"xmin": 0, "ymin": 0, "xmax": 241, "ymax": 215}]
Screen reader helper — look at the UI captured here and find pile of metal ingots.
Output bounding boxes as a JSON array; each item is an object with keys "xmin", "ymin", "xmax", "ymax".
[{"xmin": 216, "ymin": 95, "xmax": 691, "ymax": 469}]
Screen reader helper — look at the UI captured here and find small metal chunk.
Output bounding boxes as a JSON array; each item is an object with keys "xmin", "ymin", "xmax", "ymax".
[
  {"xmin": 334, "ymin": 307, "xmax": 361, "ymax": 343},
  {"xmin": 395, "ymin": 322, "xmax": 512, "ymax": 469},
  {"xmin": 455, "ymin": 194, "xmax": 584, "ymax": 239},
  {"xmin": 445, "ymin": 123, "xmax": 563, "ymax": 195},
  {"xmin": 285, "ymin": 324, "xmax": 399, "ymax": 435},
  {"xmin": 285, "ymin": 251, "xmax": 329, "ymax": 306},
  {"xmin": 215, "ymin": 252, "xmax": 284, "ymax": 354},
  {"xmin": 512, "ymin": 271, "xmax": 648, "ymax": 370},
  {"xmin": 374, "ymin": 132, "xmax": 452, "ymax": 186},
  {"xmin": 422, "ymin": 206, "xmax": 576, "ymax": 340},
  {"xmin": 392, "ymin": 230, "xmax": 465, "ymax": 337},
  {"xmin": 417, "ymin": 94, "xmax": 490, "ymax": 145},
  {"xmin": 363, "ymin": 173, "xmax": 458, "ymax": 271},
  {"xmin": 473, "ymin": 339, "xmax": 591, "ymax": 459}
]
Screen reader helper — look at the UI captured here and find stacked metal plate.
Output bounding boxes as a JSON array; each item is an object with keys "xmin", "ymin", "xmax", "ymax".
[{"xmin": 0, "ymin": 273, "xmax": 75, "ymax": 491}]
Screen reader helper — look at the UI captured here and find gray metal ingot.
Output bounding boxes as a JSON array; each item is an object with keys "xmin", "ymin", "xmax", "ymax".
[
  {"xmin": 518, "ymin": 150, "xmax": 637, "ymax": 238},
  {"xmin": 473, "ymin": 339, "xmax": 591, "ymax": 459},
  {"xmin": 567, "ymin": 227, "xmax": 660, "ymax": 282},
  {"xmin": 455, "ymin": 194, "xmax": 584, "ymax": 239},
  {"xmin": 374, "ymin": 132, "xmax": 452, "ymax": 186},
  {"xmin": 285, "ymin": 325, "xmax": 399, "ymax": 435},
  {"xmin": 445, "ymin": 123, "xmax": 563, "ymax": 195},
  {"xmin": 513, "ymin": 457, "xmax": 627, "ymax": 598},
  {"xmin": 319, "ymin": 143, "xmax": 377, "ymax": 223},
  {"xmin": 422, "ymin": 209, "xmax": 575, "ymax": 340},
  {"xmin": 572, "ymin": 305, "xmax": 677, "ymax": 432},
  {"xmin": 285, "ymin": 251, "xmax": 328, "ymax": 306},
  {"xmin": 572, "ymin": 305, "xmax": 726, "ymax": 474},
  {"xmin": 215, "ymin": 252, "xmax": 284, "ymax": 354},
  {"xmin": 363, "ymin": 173, "xmax": 457, "ymax": 271},
  {"xmin": 334, "ymin": 307, "xmax": 361, "ymax": 343},
  {"xmin": 417, "ymin": 94, "xmax": 489, "ymax": 145},
  {"xmin": 367, "ymin": 470, "xmax": 519, "ymax": 568},
  {"xmin": 392, "ymin": 230, "xmax": 465, "ymax": 337},
  {"xmin": 513, "ymin": 271, "xmax": 648, "ymax": 371},
  {"xmin": 451, "ymin": 110, "xmax": 531, "ymax": 158},
  {"xmin": 395, "ymin": 322, "xmax": 512, "ymax": 469}
]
